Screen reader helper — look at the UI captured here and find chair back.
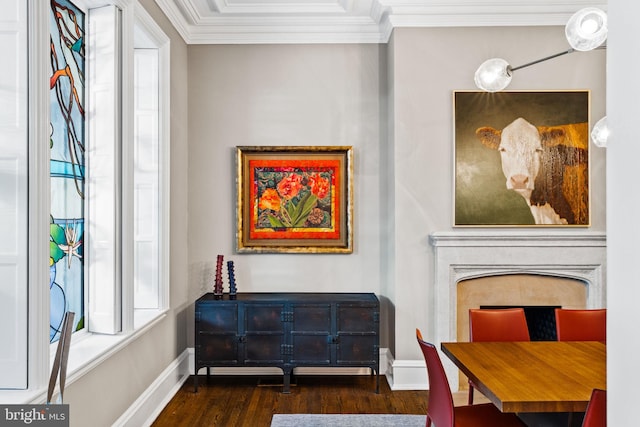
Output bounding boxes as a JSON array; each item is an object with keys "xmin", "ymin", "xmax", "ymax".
[
  {"xmin": 582, "ymin": 389, "xmax": 606, "ymax": 427},
  {"xmin": 555, "ymin": 309, "xmax": 606, "ymax": 342},
  {"xmin": 416, "ymin": 329, "xmax": 454, "ymax": 427},
  {"xmin": 469, "ymin": 308, "xmax": 530, "ymax": 342}
]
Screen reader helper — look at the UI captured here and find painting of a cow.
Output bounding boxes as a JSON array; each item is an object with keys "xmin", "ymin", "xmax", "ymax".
[{"xmin": 475, "ymin": 117, "xmax": 588, "ymax": 225}]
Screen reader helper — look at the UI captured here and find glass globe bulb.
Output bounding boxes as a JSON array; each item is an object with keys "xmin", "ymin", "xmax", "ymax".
[
  {"xmin": 474, "ymin": 58, "xmax": 512, "ymax": 92},
  {"xmin": 565, "ymin": 7, "xmax": 608, "ymax": 51},
  {"xmin": 591, "ymin": 116, "xmax": 609, "ymax": 148}
]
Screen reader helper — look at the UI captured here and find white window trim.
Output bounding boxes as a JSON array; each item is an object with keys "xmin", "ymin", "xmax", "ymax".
[
  {"xmin": 0, "ymin": 0, "xmax": 170, "ymax": 403},
  {"xmin": 27, "ymin": 0, "xmax": 53, "ymax": 399},
  {"xmin": 132, "ymin": 1, "xmax": 171, "ymax": 329}
]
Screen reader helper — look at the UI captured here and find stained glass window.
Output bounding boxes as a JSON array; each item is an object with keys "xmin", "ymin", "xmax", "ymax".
[{"xmin": 50, "ymin": 0, "xmax": 85, "ymax": 342}]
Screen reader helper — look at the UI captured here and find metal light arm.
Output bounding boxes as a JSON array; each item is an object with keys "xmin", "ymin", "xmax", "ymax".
[{"xmin": 510, "ymin": 48, "xmax": 576, "ymax": 72}]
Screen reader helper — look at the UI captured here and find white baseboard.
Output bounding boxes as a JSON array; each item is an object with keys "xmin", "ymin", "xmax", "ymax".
[
  {"xmin": 113, "ymin": 348, "xmax": 191, "ymax": 427},
  {"xmin": 385, "ymin": 355, "xmax": 429, "ymax": 391}
]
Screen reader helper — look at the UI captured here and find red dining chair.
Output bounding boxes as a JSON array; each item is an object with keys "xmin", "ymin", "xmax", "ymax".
[
  {"xmin": 415, "ymin": 329, "xmax": 526, "ymax": 427},
  {"xmin": 555, "ymin": 308, "xmax": 606, "ymax": 342},
  {"xmin": 467, "ymin": 308, "xmax": 530, "ymax": 404},
  {"xmin": 582, "ymin": 389, "xmax": 606, "ymax": 427}
]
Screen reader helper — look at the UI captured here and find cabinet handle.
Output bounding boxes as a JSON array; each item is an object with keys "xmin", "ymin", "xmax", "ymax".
[
  {"xmin": 238, "ymin": 336, "xmax": 246, "ymax": 343},
  {"xmin": 280, "ymin": 344, "xmax": 293, "ymax": 355}
]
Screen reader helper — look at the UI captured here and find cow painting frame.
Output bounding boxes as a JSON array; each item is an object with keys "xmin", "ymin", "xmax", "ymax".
[
  {"xmin": 454, "ymin": 90, "xmax": 590, "ymax": 227},
  {"xmin": 236, "ymin": 146, "xmax": 354, "ymax": 253}
]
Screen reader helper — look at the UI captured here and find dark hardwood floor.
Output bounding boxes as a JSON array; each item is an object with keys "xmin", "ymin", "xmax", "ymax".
[{"xmin": 152, "ymin": 374, "xmax": 428, "ymax": 427}]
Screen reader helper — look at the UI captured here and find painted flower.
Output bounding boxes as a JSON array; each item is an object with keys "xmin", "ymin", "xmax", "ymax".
[
  {"xmin": 307, "ymin": 207, "xmax": 325, "ymax": 225},
  {"xmin": 259, "ymin": 188, "xmax": 281, "ymax": 211},
  {"xmin": 308, "ymin": 173, "xmax": 330, "ymax": 199},
  {"xmin": 276, "ymin": 173, "xmax": 303, "ymax": 200},
  {"xmin": 58, "ymin": 223, "xmax": 83, "ymax": 269}
]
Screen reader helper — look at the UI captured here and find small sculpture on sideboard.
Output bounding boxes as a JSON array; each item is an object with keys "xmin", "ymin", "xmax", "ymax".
[
  {"xmin": 227, "ymin": 260, "xmax": 237, "ymax": 299},
  {"xmin": 214, "ymin": 254, "xmax": 224, "ymax": 299}
]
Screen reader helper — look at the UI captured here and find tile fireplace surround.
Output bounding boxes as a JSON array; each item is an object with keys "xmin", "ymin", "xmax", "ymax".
[{"xmin": 429, "ymin": 231, "xmax": 606, "ymax": 390}]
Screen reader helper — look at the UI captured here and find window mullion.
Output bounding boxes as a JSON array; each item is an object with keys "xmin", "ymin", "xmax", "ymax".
[{"xmin": 120, "ymin": 1, "xmax": 136, "ymax": 332}]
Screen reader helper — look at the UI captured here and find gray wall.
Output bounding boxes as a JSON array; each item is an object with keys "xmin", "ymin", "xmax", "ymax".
[{"xmin": 186, "ymin": 25, "xmax": 606, "ymax": 364}]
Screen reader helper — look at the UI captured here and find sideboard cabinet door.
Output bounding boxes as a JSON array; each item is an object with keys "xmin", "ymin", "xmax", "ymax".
[
  {"xmin": 196, "ymin": 303, "xmax": 239, "ymax": 363},
  {"xmin": 290, "ymin": 303, "xmax": 332, "ymax": 365},
  {"xmin": 336, "ymin": 303, "xmax": 379, "ymax": 366},
  {"xmin": 243, "ymin": 303, "xmax": 286, "ymax": 364}
]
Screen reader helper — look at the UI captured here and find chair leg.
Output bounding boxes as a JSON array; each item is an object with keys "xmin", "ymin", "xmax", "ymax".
[
  {"xmin": 468, "ymin": 382, "xmax": 474, "ymax": 405},
  {"xmin": 426, "ymin": 415, "xmax": 432, "ymax": 427}
]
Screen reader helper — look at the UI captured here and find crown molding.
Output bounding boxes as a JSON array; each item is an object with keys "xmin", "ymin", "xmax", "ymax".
[{"xmin": 154, "ymin": 0, "xmax": 608, "ymax": 45}]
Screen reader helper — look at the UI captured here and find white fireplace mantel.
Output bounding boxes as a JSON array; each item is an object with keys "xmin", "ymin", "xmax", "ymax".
[
  {"xmin": 429, "ymin": 230, "xmax": 606, "ymax": 390},
  {"xmin": 430, "ymin": 231, "xmax": 606, "ymax": 248}
]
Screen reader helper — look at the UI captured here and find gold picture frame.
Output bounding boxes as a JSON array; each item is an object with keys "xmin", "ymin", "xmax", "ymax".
[
  {"xmin": 236, "ymin": 146, "xmax": 353, "ymax": 253},
  {"xmin": 454, "ymin": 90, "xmax": 590, "ymax": 227}
]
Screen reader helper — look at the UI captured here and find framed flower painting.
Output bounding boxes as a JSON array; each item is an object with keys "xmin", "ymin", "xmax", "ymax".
[{"xmin": 236, "ymin": 146, "xmax": 353, "ymax": 253}]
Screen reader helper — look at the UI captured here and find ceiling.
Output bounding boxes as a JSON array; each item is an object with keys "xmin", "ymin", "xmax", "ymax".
[{"xmin": 154, "ymin": 0, "xmax": 607, "ymax": 44}]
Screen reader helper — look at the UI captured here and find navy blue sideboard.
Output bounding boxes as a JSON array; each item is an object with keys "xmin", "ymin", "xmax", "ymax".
[{"xmin": 194, "ymin": 292, "xmax": 380, "ymax": 393}]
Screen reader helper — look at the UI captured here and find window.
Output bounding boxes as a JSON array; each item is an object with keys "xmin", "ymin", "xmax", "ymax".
[
  {"xmin": 132, "ymin": 5, "xmax": 170, "ymax": 327},
  {"xmin": 0, "ymin": 0, "xmax": 170, "ymax": 394},
  {"xmin": 82, "ymin": 2, "xmax": 172, "ymax": 334},
  {"xmin": 50, "ymin": 0, "xmax": 86, "ymax": 343}
]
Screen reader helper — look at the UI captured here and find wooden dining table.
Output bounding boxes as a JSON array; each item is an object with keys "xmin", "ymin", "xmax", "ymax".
[{"xmin": 440, "ymin": 341, "xmax": 606, "ymax": 414}]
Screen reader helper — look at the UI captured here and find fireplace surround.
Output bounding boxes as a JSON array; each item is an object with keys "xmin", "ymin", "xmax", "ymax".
[{"xmin": 429, "ymin": 231, "xmax": 606, "ymax": 390}]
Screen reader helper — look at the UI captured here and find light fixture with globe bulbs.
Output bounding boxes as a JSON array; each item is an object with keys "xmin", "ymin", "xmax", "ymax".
[
  {"xmin": 473, "ymin": 7, "xmax": 609, "ymax": 147},
  {"xmin": 474, "ymin": 49, "xmax": 579, "ymax": 92},
  {"xmin": 474, "ymin": 7, "xmax": 607, "ymax": 92}
]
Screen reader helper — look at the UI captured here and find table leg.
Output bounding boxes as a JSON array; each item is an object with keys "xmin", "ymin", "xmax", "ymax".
[
  {"xmin": 282, "ymin": 368, "xmax": 292, "ymax": 394},
  {"xmin": 374, "ymin": 368, "xmax": 379, "ymax": 394}
]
